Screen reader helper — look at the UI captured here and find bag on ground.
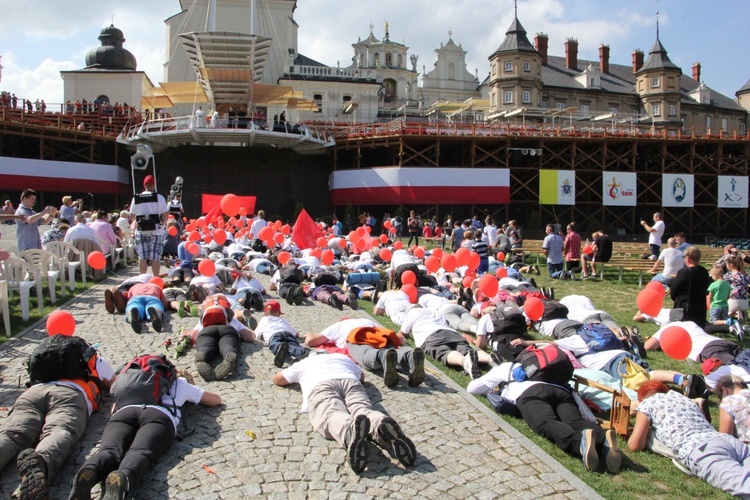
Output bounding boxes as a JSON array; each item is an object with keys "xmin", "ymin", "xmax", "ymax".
[
  {"xmin": 201, "ymin": 294, "xmax": 233, "ymax": 327},
  {"xmin": 540, "ymin": 300, "xmax": 569, "ymax": 321},
  {"xmin": 577, "ymin": 323, "xmax": 624, "ymax": 353},
  {"xmin": 516, "ymin": 344, "xmax": 574, "ymax": 385},
  {"xmin": 26, "ymin": 334, "xmax": 98, "ymax": 386},
  {"xmin": 112, "ymin": 354, "xmax": 178, "ymax": 412}
]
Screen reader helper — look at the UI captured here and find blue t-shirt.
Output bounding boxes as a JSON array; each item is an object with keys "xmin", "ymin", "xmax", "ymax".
[{"xmin": 15, "ymin": 205, "xmax": 43, "ymax": 251}]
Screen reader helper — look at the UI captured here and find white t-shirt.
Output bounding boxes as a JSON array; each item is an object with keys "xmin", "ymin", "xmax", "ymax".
[
  {"xmin": 255, "ymin": 315, "xmax": 298, "ymax": 343},
  {"xmin": 555, "ymin": 335, "xmax": 623, "ymax": 370},
  {"xmin": 281, "ymin": 353, "xmax": 362, "ymax": 412},
  {"xmin": 705, "ymin": 364, "xmax": 750, "ymax": 389},
  {"xmin": 190, "ymin": 275, "xmax": 223, "ymax": 293},
  {"xmin": 417, "ymin": 294, "xmax": 449, "ymax": 311},
  {"xmin": 114, "ymin": 377, "xmax": 204, "ymax": 431},
  {"xmin": 249, "ymin": 218, "xmax": 267, "ymax": 241},
  {"xmin": 537, "ymin": 318, "xmax": 566, "ymax": 337},
  {"xmin": 400, "ymin": 307, "xmax": 453, "ymax": 347},
  {"xmin": 483, "ymin": 225, "xmax": 499, "ymax": 246},
  {"xmin": 652, "ymin": 321, "xmax": 718, "ymax": 362},
  {"xmin": 649, "ymin": 220, "xmax": 665, "ymax": 246},
  {"xmin": 466, "ymin": 362, "xmax": 541, "ymax": 403},
  {"xmin": 49, "ymin": 356, "xmax": 115, "ymax": 416},
  {"xmin": 375, "ymin": 290, "xmax": 413, "ymax": 325},
  {"xmin": 391, "ymin": 249, "xmax": 416, "ymax": 270},
  {"xmin": 234, "ymin": 275, "xmax": 265, "ymax": 294},
  {"xmin": 476, "ymin": 314, "xmax": 494, "ymax": 337},
  {"xmin": 559, "ymin": 295, "xmax": 595, "ymax": 314},
  {"xmin": 640, "ymin": 308, "xmax": 671, "ymax": 325},
  {"xmin": 130, "ymin": 192, "xmax": 168, "ymax": 236},
  {"xmin": 122, "ymin": 274, "xmax": 153, "ymax": 286},
  {"xmin": 319, "ymin": 318, "xmax": 377, "ymax": 348},
  {"xmin": 659, "ymin": 247, "xmax": 685, "ymax": 277}
]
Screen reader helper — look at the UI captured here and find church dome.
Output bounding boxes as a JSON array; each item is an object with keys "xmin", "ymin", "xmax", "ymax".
[{"xmin": 84, "ymin": 24, "xmax": 137, "ymax": 70}]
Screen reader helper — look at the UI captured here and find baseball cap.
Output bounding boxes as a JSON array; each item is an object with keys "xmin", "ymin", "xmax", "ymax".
[
  {"xmin": 143, "ymin": 175, "xmax": 155, "ymax": 187},
  {"xmin": 264, "ymin": 300, "xmax": 283, "ymax": 314},
  {"xmin": 701, "ymin": 358, "xmax": 723, "ymax": 375}
]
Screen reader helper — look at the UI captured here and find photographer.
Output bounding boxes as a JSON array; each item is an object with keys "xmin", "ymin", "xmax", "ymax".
[{"xmin": 59, "ymin": 195, "xmax": 83, "ymax": 225}]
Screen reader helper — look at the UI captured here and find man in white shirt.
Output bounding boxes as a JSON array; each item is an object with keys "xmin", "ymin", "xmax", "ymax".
[
  {"xmin": 483, "ymin": 218, "xmax": 499, "ymax": 247},
  {"xmin": 373, "ymin": 290, "xmax": 415, "ymax": 326},
  {"xmin": 648, "ymin": 237, "xmax": 684, "ymax": 288},
  {"xmin": 249, "ymin": 210, "xmax": 268, "ymax": 248},
  {"xmin": 64, "ymin": 214, "xmax": 98, "ymax": 244},
  {"xmin": 130, "ymin": 175, "xmax": 168, "ymax": 275},
  {"xmin": 273, "ymin": 352, "xmax": 417, "ymax": 472},
  {"xmin": 641, "ymin": 211, "xmax": 665, "ymax": 261}
]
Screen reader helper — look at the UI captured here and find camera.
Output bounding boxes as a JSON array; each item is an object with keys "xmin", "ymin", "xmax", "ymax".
[{"xmin": 170, "ymin": 176, "xmax": 184, "ymax": 197}]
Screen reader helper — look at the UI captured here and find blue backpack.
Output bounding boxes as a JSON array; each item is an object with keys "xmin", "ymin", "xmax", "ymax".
[{"xmin": 577, "ymin": 323, "xmax": 624, "ymax": 353}]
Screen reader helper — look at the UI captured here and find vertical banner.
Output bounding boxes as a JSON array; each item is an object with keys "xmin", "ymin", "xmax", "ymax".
[
  {"xmin": 602, "ymin": 172, "xmax": 637, "ymax": 206},
  {"xmin": 662, "ymin": 174, "xmax": 694, "ymax": 207},
  {"xmin": 539, "ymin": 170, "xmax": 575, "ymax": 205},
  {"xmin": 718, "ymin": 176, "xmax": 749, "ymax": 208}
]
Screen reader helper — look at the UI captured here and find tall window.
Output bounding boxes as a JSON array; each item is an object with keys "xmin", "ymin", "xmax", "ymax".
[
  {"xmin": 722, "ymin": 118, "xmax": 728, "ymax": 132},
  {"xmin": 556, "ymin": 102, "xmax": 565, "ymax": 110},
  {"xmin": 580, "ymin": 105, "xmax": 589, "ymax": 117},
  {"xmin": 504, "ymin": 61, "xmax": 513, "ymax": 72},
  {"xmin": 522, "ymin": 91, "xmax": 531, "ymax": 104},
  {"xmin": 741, "ymin": 122, "xmax": 746, "ymax": 134},
  {"xmin": 491, "ymin": 93, "xmax": 496, "ymax": 107},
  {"xmin": 492, "ymin": 64, "xmax": 497, "ymax": 76},
  {"xmin": 523, "ymin": 61, "xmax": 530, "ymax": 72},
  {"xmin": 313, "ymin": 93, "xmax": 322, "ymax": 113},
  {"xmin": 668, "ymin": 104, "xmax": 676, "ymax": 116},
  {"xmin": 651, "ymin": 77, "xmax": 660, "ymax": 88},
  {"xmin": 504, "ymin": 91, "xmax": 513, "ymax": 104},
  {"xmin": 541, "ymin": 100, "xmax": 547, "ymax": 110},
  {"xmin": 386, "ymin": 52, "xmax": 392, "ymax": 66},
  {"xmin": 652, "ymin": 104, "xmax": 660, "ymax": 116},
  {"xmin": 706, "ymin": 116, "xmax": 711, "ymax": 128}
]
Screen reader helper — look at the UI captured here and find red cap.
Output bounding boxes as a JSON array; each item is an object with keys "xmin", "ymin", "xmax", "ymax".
[
  {"xmin": 701, "ymin": 358, "xmax": 723, "ymax": 375},
  {"xmin": 143, "ymin": 175, "xmax": 155, "ymax": 187},
  {"xmin": 264, "ymin": 300, "xmax": 283, "ymax": 314}
]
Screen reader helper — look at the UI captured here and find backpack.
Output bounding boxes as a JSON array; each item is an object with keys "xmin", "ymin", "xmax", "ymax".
[
  {"xmin": 26, "ymin": 335, "xmax": 98, "ymax": 386},
  {"xmin": 279, "ymin": 263, "xmax": 303, "ymax": 284},
  {"xmin": 112, "ymin": 354, "xmax": 178, "ymax": 413},
  {"xmin": 312, "ymin": 271, "xmax": 339, "ymax": 286},
  {"xmin": 577, "ymin": 323, "xmax": 624, "ymax": 353},
  {"xmin": 516, "ymin": 344, "xmax": 574, "ymax": 385},
  {"xmin": 489, "ymin": 304, "xmax": 527, "ymax": 336},
  {"xmin": 201, "ymin": 294, "xmax": 233, "ymax": 327},
  {"xmin": 540, "ymin": 300, "xmax": 569, "ymax": 321}
]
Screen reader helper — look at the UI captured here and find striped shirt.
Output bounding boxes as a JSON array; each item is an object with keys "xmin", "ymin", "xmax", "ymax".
[
  {"xmin": 564, "ymin": 231, "xmax": 582, "ymax": 261},
  {"xmin": 472, "ymin": 240, "xmax": 489, "ymax": 259}
]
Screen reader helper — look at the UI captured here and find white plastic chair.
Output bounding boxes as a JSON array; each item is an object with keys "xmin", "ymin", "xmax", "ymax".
[
  {"xmin": 0, "ymin": 280, "xmax": 10, "ymax": 337},
  {"xmin": 45, "ymin": 241, "xmax": 83, "ymax": 292},
  {"xmin": 2, "ymin": 257, "xmax": 42, "ymax": 320},
  {"xmin": 18, "ymin": 249, "xmax": 61, "ymax": 304}
]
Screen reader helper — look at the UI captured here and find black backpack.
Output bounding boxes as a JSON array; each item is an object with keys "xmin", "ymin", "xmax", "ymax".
[
  {"xmin": 313, "ymin": 271, "xmax": 339, "ymax": 286},
  {"xmin": 26, "ymin": 335, "xmax": 97, "ymax": 386},
  {"xmin": 489, "ymin": 304, "xmax": 528, "ymax": 336},
  {"xmin": 516, "ymin": 344, "xmax": 574, "ymax": 385},
  {"xmin": 279, "ymin": 263, "xmax": 303, "ymax": 284},
  {"xmin": 540, "ymin": 300, "xmax": 569, "ymax": 321},
  {"xmin": 112, "ymin": 354, "xmax": 178, "ymax": 413}
]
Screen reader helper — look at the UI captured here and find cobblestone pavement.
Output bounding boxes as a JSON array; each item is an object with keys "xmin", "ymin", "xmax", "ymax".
[{"xmin": 0, "ymin": 267, "xmax": 601, "ymax": 499}]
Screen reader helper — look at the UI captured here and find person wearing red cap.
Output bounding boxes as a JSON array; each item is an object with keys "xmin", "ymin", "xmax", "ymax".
[
  {"xmin": 254, "ymin": 300, "xmax": 310, "ymax": 368},
  {"xmin": 130, "ymin": 175, "xmax": 168, "ymax": 276}
]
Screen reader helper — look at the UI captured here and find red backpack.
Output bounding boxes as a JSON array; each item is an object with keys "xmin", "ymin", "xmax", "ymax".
[
  {"xmin": 201, "ymin": 294, "xmax": 233, "ymax": 327},
  {"xmin": 516, "ymin": 344, "xmax": 574, "ymax": 385},
  {"xmin": 112, "ymin": 354, "xmax": 178, "ymax": 413}
]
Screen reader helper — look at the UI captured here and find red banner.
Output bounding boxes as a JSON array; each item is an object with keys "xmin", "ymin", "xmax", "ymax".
[{"xmin": 201, "ymin": 194, "xmax": 257, "ymax": 215}]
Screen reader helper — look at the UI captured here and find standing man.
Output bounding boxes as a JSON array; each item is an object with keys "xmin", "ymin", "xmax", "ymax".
[
  {"xmin": 15, "ymin": 189, "xmax": 55, "ymax": 252},
  {"xmin": 407, "ymin": 210, "xmax": 420, "ymax": 247},
  {"xmin": 542, "ymin": 224, "xmax": 565, "ymax": 278},
  {"xmin": 130, "ymin": 175, "xmax": 168, "ymax": 276},
  {"xmin": 508, "ymin": 220, "xmax": 524, "ymax": 249},
  {"xmin": 641, "ymin": 212, "xmax": 665, "ymax": 260},
  {"xmin": 249, "ymin": 210, "xmax": 268, "ymax": 249},
  {"xmin": 168, "ymin": 193, "xmax": 184, "ymax": 231}
]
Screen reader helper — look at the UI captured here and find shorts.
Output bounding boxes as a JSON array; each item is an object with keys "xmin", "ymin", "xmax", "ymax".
[
  {"xmin": 135, "ymin": 232, "xmax": 166, "ymax": 261},
  {"xmin": 728, "ymin": 299, "xmax": 749, "ymax": 316},
  {"xmin": 709, "ymin": 306, "xmax": 729, "ymax": 323},
  {"xmin": 581, "ymin": 313, "xmax": 619, "ymax": 332},
  {"xmin": 421, "ymin": 329, "xmax": 471, "ymax": 364},
  {"xmin": 163, "ymin": 288, "xmax": 188, "ymax": 303}
]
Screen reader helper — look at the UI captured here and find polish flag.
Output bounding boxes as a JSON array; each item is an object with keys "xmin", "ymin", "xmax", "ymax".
[
  {"xmin": 0, "ymin": 156, "xmax": 129, "ymax": 194},
  {"xmin": 329, "ymin": 167, "xmax": 510, "ymax": 205}
]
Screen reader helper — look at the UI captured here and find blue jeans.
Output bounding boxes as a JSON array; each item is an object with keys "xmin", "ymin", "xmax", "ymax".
[
  {"xmin": 710, "ymin": 306, "xmax": 729, "ymax": 322},
  {"xmin": 125, "ymin": 296, "xmax": 164, "ymax": 321},
  {"xmin": 547, "ymin": 262, "xmax": 564, "ymax": 277},
  {"xmin": 268, "ymin": 332, "xmax": 307, "ymax": 358},
  {"xmin": 477, "ymin": 258, "xmax": 489, "ymax": 275},
  {"xmin": 651, "ymin": 274, "xmax": 674, "ymax": 289}
]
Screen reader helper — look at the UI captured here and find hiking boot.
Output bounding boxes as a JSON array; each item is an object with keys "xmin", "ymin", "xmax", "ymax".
[
  {"xmin": 347, "ymin": 290, "xmax": 359, "ymax": 310},
  {"xmin": 274, "ymin": 342, "xmax": 289, "ymax": 369},
  {"xmin": 328, "ymin": 295, "xmax": 343, "ymax": 310},
  {"xmin": 490, "ymin": 351, "xmax": 504, "ymax": 367},
  {"xmin": 627, "ymin": 328, "xmax": 647, "ymax": 359},
  {"xmin": 294, "ymin": 285, "xmax": 305, "ymax": 305},
  {"xmin": 463, "ymin": 349, "xmax": 480, "ymax": 380},
  {"xmin": 601, "ymin": 429, "xmax": 622, "ymax": 473},
  {"xmin": 129, "ymin": 308, "xmax": 142, "ymax": 334},
  {"xmin": 408, "ymin": 347, "xmax": 425, "ymax": 387},
  {"xmin": 345, "ymin": 414, "xmax": 370, "ymax": 473},
  {"xmin": 104, "ymin": 289, "xmax": 115, "ymax": 314},
  {"xmin": 683, "ymin": 374, "xmax": 708, "ymax": 399},
  {"xmin": 195, "ymin": 351, "xmax": 213, "ymax": 382},
  {"xmin": 113, "ymin": 290, "xmax": 127, "ymax": 313},
  {"xmin": 377, "ymin": 416, "xmax": 417, "ymax": 467},
  {"xmin": 579, "ymin": 429, "xmax": 599, "ymax": 472},
  {"xmin": 528, "ymin": 278, "xmax": 538, "ymax": 289},
  {"xmin": 214, "ymin": 351, "xmax": 237, "ymax": 380},
  {"xmin": 371, "ymin": 289, "xmax": 380, "ymax": 305},
  {"xmin": 382, "ymin": 349, "xmax": 399, "ymax": 387},
  {"xmin": 285, "ymin": 285, "xmax": 297, "ymax": 305},
  {"xmin": 102, "ymin": 470, "xmax": 128, "ymax": 500},
  {"xmin": 16, "ymin": 449, "xmax": 48, "ymax": 500},
  {"xmin": 148, "ymin": 307, "xmax": 163, "ymax": 333},
  {"xmin": 68, "ymin": 466, "xmax": 98, "ymax": 500}
]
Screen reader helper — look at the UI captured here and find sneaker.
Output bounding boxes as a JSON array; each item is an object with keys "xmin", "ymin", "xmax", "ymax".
[
  {"xmin": 581, "ymin": 274, "xmax": 590, "ymax": 280},
  {"xmin": 242, "ymin": 310, "xmax": 258, "ymax": 330},
  {"xmin": 601, "ymin": 429, "xmax": 622, "ymax": 473},
  {"xmin": 568, "ymin": 270, "xmax": 576, "ymax": 281},
  {"xmin": 16, "ymin": 449, "xmax": 48, "ymax": 500},
  {"xmin": 382, "ymin": 349, "xmax": 399, "ymax": 387},
  {"xmin": 328, "ymin": 295, "xmax": 343, "ymax": 310},
  {"xmin": 463, "ymin": 349, "xmax": 481, "ymax": 380},
  {"xmin": 285, "ymin": 285, "xmax": 297, "ymax": 305},
  {"xmin": 113, "ymin": 290, "xmax": 127, "ymax": 313},
  {"xmin": 731, "ymin": 320, "xmax": 744, "ymax": 342},
  {"xmin": 214, "ymin": 351, "xmax": 237, "ymax": 380},
  {"xmin": 528, "ymin": 278, "xmax": 538, "ymax": 289},
  {"xmin": 347, "ymin": 290, "xmax": 359, "ymax": 310},
  {"xmin": 489, "ymin": 351, "xmax": 503, "ymax": 367},
  {"xmin": 195, "ymin": 351, "xmax": 213, "ymax": 382},
  {"xmin": 579, "ymin": 429, "xmax": 599, "ymax": 472},
  {"xmin": 629, "ymin": 331, "xmax": 647, "ymax": 359},
  {"xmin": 148, "ymin": 307, "xmax": 163, "ymax": 333},
  {"xmin": 345, "ymin": 414, "xmax": 370, "ymax": 473},
  {"xmin": 274, "ymin": 342, "xmax": 289, "ymax": 368},
  {"xmin": 104, "ymin": 289, "xmax": 115, "ymax": 314},
  {"xmin": 129, "ymin": 308, "xmax": 142, "ymax": 334},
  {"xmin": 294, "ymin": 285, "xmax": 305, "ymax": 306},
  {"xmin": 377, "ymin": 417, "xmax": 417, "ymax": 467},
  {"xmin": 683, "ymin": 374, "xmax": 708, "ymax": 399},
  {"xmin": 546, "ymin": 287, "xmax": 555, "ymax": 300},
  {"xmin": 408, "ymin": 347, "xmax": 425, "ymax": 387},
  {"xmin": 371, "ymin": 289, "xmax": 380, "ymax": 304},
  {"xmin": 68, "ymin": 466, "xmax": 98, "ymax": 500},
  {"xmin": 102, "ymin": 470, "xmax": 128, "ymax": 500}
]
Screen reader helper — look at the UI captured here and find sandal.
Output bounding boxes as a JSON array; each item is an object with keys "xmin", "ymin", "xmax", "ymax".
[
  {"xmin": 189, "ymin": 305, "xmax": 200, "ymax": 317},
  {"xmin": 178, "ymin": 300, "xmax": 188, "ymax": 318}
]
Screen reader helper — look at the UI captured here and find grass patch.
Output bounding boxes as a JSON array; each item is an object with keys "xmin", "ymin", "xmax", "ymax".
[{"xmin": 360, "ymin": 256, "xmax": 736, "ymax": 499}]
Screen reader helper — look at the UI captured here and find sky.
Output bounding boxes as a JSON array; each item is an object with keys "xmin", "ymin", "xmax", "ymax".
[{"xmin": 0, "ymin": 0, "xmax": 748, "ymax": 105}]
